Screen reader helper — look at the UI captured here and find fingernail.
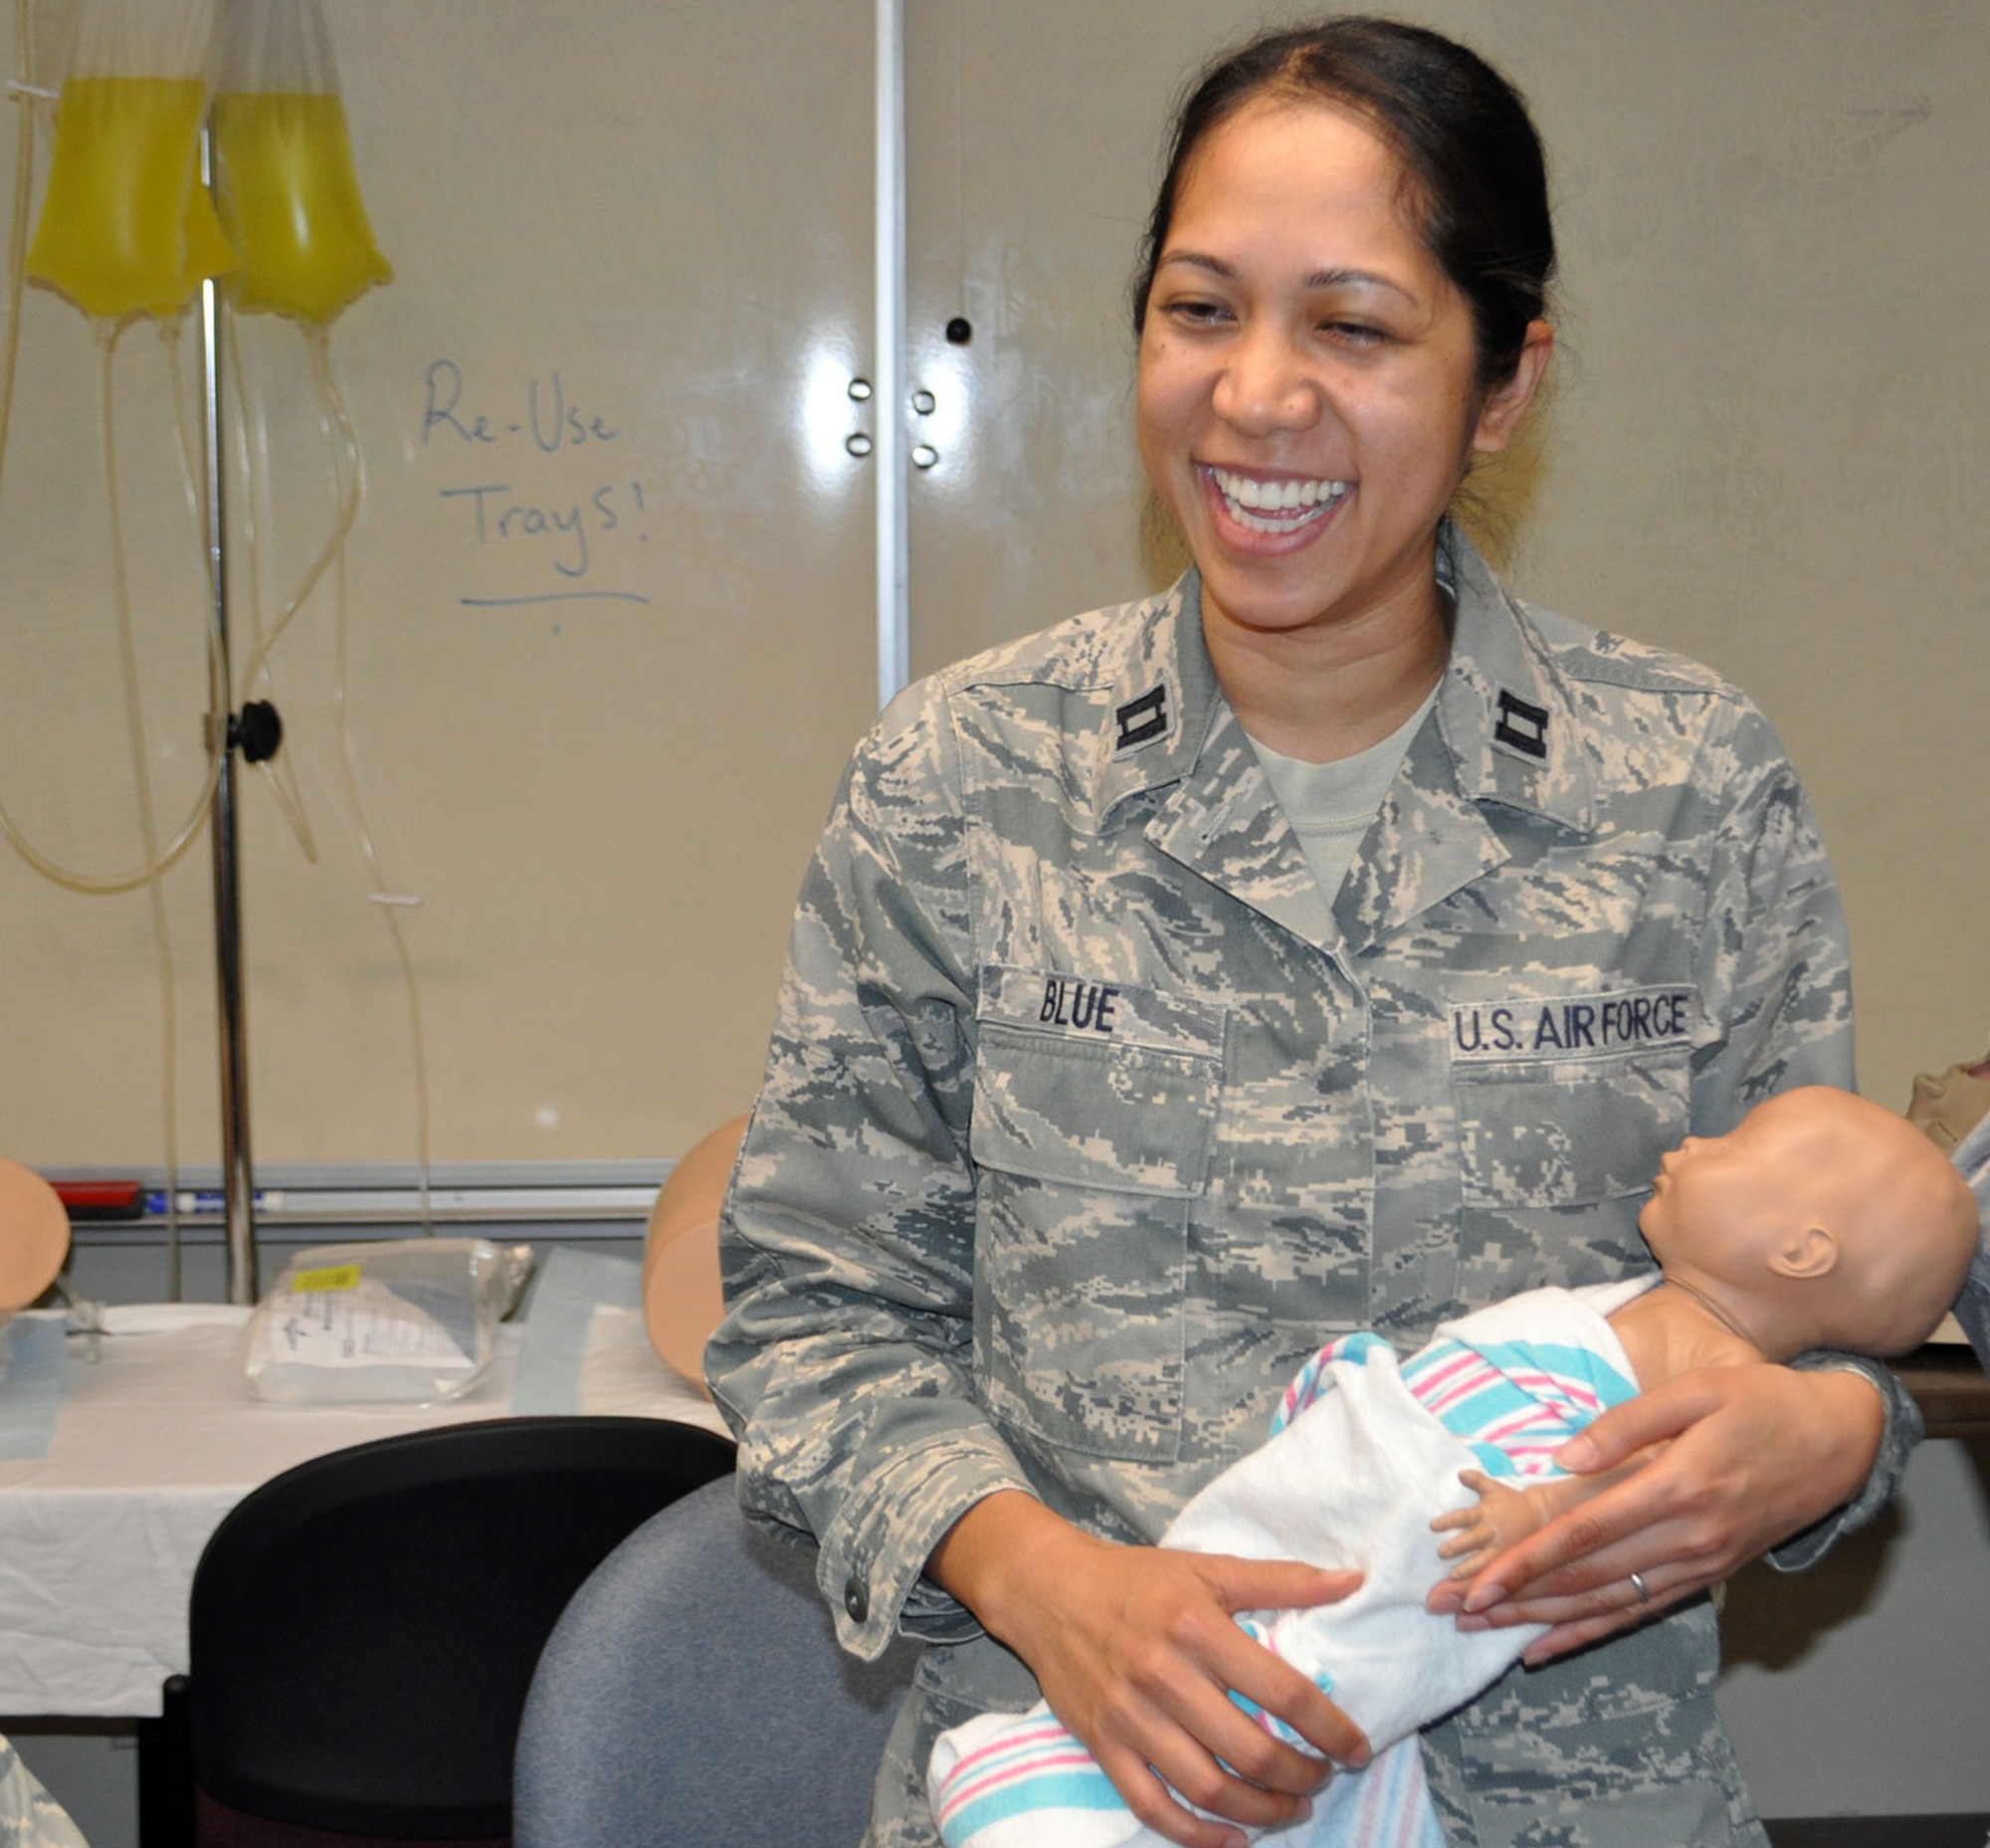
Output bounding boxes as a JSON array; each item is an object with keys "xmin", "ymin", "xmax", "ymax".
[
  {"xmin": 1457, "ymin": 1614, "xmax": 1490, "ymax": 1632},
  {"xmin": 1557, "ymin": 1435, "xmax": 1597, "ymax": 1471},
  {"xmin": 1463, "ymin": 1582, "xmax": 1505, "ymax": 1614}
]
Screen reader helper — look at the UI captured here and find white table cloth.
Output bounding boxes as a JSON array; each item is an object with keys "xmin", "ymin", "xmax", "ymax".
[{"xmin": 0, "ymin": 1294, "xmax": 727, "ymax": 1718}]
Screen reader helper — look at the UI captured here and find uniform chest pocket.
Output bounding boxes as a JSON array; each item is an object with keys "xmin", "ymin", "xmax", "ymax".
[
  {"xmin": 971, "ymin": 965, "xmax": 1225, "ymax": 1193},
  {"xmin": 972, "ymin": 1030, "xmax": 1222, "ymax": 1193},
  {"xmin": 969, "ymin": 966, "xmax": 1225, "ymax": 1462},
  {"xmin": 1450, "ymin": 984, "xmax": 1694, "ymax": 1209}
]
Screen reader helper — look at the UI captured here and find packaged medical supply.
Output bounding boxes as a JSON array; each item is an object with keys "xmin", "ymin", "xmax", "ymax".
[{"xmin": 243, "ymin": 1237, "xmax": 533, "ymax": 1403}]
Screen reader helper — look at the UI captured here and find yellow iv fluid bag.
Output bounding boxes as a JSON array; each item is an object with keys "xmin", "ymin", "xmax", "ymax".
[
  {"xmin": 212, "ymin": 0, "xmax": 390, "ymax": 325},
  {"xmin": 212, "ymin": 90, "xmax": 390, "ymax": 324},
  {"xmin": 24, "ymin": 76, "xmax": 236, "ymax": 321}
]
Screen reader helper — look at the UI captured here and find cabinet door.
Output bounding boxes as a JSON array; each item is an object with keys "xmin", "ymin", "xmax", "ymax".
[{"xmin": 900, "ymin": 0, "xmax": 1306, "ymax": 679}]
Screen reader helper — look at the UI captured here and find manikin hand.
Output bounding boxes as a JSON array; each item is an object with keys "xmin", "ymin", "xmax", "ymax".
[
  {"xmin": 929, "ymin": 1491, "xmax": 1371, "ymax": 1848},
  {"xmin": 1440, "ymin": 1364, "xmax": 1883, "ymax": 1661},
  {"xmin": 1430, "ymin": 1468, "xmax": 1554, "ymax": 1584},
  {"xmin": 1428, "ymin": 1452, "xmax": 1656, "ymax": 1606}
]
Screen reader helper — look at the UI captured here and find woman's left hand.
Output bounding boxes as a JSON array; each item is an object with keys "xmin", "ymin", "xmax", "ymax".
[{"xmin": 1433, "ymin": 1363, "xmax": 1884, "ymax": 1662}]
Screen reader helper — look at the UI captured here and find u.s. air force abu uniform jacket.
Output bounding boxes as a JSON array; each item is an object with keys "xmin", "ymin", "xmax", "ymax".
[{"xmin": 708, "ymin": 526, "xmax": 1907, "ymax": 1848}]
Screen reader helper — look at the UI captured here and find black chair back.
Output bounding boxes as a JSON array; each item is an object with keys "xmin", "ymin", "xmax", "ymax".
[{"xmin": 157, "ymin": 1414, "xmax": 734, "ymax": 1846}]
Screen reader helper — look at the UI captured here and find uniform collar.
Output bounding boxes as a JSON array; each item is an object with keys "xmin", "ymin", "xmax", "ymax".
[
  {"xmin": 1089, "ymin": 570, "xmax": 1219, "ymax": 826},
  {"xmin": 1431, "ymin": 522, "xmax": 1596, "ymax": 835},
  {"xmin": 1093, "ymin": 528, "xmax": 1596, "ymax": 838},
  {"xmin": 1085, "ymin": 529, "xmax": 1598, "ymax": 955}
]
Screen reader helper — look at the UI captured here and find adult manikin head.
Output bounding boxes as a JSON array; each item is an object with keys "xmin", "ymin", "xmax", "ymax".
[
  {"xmin": 0, "ymin": 1157, "xmax": 68, "ymax": 1312},
  {"xmin": 1637, "ymin": 1086, "xmax": 1978, "ymax": 1360}
]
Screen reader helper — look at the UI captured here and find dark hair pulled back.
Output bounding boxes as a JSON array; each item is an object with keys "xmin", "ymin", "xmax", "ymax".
[{"xmin": 1131, "ymin": 16, "xmax": 1556, "ymax": 392}]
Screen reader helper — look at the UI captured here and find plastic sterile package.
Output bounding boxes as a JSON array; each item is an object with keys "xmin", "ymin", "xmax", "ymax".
[{"xmin": 242, "ymin": 1237, "xmax": 534, "ymax": 1404}]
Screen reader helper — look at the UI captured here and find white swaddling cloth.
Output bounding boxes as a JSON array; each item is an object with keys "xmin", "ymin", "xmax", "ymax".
[{"xmin": 929, "ymin": 1279, "xmax": 1650, "ymax": 1848}]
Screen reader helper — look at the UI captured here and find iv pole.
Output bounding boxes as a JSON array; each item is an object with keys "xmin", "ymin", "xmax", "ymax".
[{"xmin": 200, "ymin": 133, "xmax": 261, "ymax": 1308}]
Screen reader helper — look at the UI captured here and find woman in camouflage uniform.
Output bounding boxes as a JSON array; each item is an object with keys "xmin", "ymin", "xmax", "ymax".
[{"xmin": 708, "ymin": 18, "xmax": 1909, "ymax": 1848}]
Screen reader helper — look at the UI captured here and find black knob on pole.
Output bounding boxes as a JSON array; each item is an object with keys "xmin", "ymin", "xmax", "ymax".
[{"xmin": 232, "ymin": 700, "xmax": 284, "ymax": 764}]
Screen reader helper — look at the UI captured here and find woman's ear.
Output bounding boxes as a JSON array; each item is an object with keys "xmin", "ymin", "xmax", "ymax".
[
  {"xmin": 1768, "ymin": 1221, "xmax": 1841, "ymax": 1282},
  {"xmin": 1471, "ymin": 319, "xmax": 1554, "ymax": 456}
]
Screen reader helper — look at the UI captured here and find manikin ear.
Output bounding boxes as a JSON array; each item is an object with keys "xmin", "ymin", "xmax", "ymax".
[
  {"xmin": 1767, "ymin": 1221, "xmax": 1840, "ymax": 1283},
  {"xmin": 1470, "ymin": 319, "xmax": 1554, "ymax": 456}
]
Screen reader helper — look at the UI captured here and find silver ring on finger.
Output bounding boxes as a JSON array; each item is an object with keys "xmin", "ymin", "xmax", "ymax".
[{"xmin": 1627, "ymin": 1570, "xmax": 1652, "ymax": 1605}]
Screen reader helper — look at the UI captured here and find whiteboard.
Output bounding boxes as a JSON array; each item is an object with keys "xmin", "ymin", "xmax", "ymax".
[{"xmin": 4, "ymin": 0, "xmax": 1987, "ymax": 1184}]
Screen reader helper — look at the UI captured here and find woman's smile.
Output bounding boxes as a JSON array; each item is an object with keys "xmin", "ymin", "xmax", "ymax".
[{"xmin": 1202, "ymin": 464, "xmax": 1351, "ymax": 543}]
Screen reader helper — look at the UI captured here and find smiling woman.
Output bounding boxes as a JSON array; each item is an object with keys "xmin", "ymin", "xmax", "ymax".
[
  {"xmin": 705, "ymin": 18, "xmax": 1899, "ymax": 1848},
  {"xmin": 1134, "ymin": 98, "xmax": 1549, "ymax": 761}
]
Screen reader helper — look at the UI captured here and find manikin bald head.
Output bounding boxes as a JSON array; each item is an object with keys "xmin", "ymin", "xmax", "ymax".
[{"xmin": 1637, "ymin": 1087, "xmax": 1980, "ymax": 1360}]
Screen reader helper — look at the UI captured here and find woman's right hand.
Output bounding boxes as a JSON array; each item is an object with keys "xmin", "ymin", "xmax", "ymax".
[{"xmin": 928, "ymin": 1491, "xmax": 1371, "ymax": 1848}]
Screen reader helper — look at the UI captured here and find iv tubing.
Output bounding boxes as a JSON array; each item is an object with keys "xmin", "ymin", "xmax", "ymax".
[
  {"xmin": 226, "ymin": 325, "xmax": 364, "ymax": 709},
  {"xmin": 100, "ymin": 327, "xmax": 185, "ymax": 1297},
  {"xmin": 224, "ymin": 314, "xmax": 435, "ymax": 1231},
  {"xmin": 0, "ymin": 5, "xmax": 31, "ymax": 489},
  {"xmin": 316, "ymin": 326, "xmax": 434, "ymax": 1232}
]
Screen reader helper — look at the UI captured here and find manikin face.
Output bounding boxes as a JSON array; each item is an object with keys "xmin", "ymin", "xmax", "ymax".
[
  {"xmin": 1635, "ymin": 1100, "xmax": 1820, "ymax": 1276},
  {"xmin": 1136, "ymin": 99, "xmax": 1541, "ymax": 648}
]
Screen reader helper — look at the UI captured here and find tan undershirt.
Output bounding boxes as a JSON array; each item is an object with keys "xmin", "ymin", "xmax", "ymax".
[{"xmin": 1247, "ymin": 688, "xmax": 1438, "ymax": 900}]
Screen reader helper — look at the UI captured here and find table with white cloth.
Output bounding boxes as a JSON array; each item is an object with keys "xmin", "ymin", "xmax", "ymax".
[{"xmin": 0, "ymin": 1265, "xmax": 729, "ymax": 1722}]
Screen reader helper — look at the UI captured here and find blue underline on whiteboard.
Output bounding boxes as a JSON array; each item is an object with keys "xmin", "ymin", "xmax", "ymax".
[{"xmin": 459, "ymin": 590, "xmax": 652, "ymax": 607}]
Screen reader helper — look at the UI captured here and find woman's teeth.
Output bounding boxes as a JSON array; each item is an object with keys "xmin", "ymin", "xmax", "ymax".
[{"xmin": 1210, "ymin": 467, "xmax": 1349, "ymax": 534}]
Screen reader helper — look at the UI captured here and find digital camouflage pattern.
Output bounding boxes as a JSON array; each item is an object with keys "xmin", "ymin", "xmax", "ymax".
[
  {"xmin": 707, "ymin": 526, "xmax": 1909, "ymax": 1848},
  {"xmin": 0, "ymin": 1736, "xmax": 89, "ymax": 1848}
]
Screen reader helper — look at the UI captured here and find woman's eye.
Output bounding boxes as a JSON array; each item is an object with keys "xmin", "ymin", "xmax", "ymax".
[
  {"xmin": 1164, "ymin": 298, "xmax": 1231, "ymax": 326},
  {"xmin": 1321, "ymin": 319, "xmax": 1386, "ymax": 347}
]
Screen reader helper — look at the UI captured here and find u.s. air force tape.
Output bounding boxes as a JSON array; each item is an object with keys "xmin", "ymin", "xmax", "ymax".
[{"xmin": 1451, "ymin": 986, "xmax": 1693, "ymax": 1064}]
